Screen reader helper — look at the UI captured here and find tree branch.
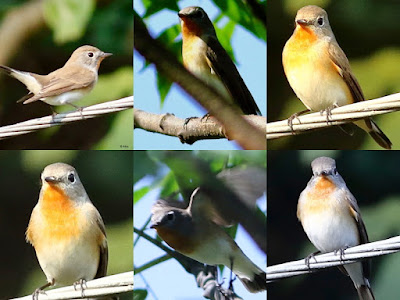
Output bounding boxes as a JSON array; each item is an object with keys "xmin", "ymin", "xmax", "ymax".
[
  {"xmin": 134, "ymin": 108, "xmax": 266, "ymax": 144},
  {"xmin": 133, "ymin": 11, "xmax": 266, "ymax": 150}
]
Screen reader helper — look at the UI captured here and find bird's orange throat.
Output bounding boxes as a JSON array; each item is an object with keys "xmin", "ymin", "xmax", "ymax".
[
  {"xmin": 301, "ymin": 176, "xmax": 336, "ymax": 215},
  {"xmin": 181, "ymin": 19, "xmax": 202, "ymax": 40},
  {"xmin": 155, "ymin": 226, "xmax": 197, "ymax": 255},
  {"xmin": 291, "ymin": 25, "xmax": 318, "ymax": 48},
  {"xmin": 37, "ymin": 184, "xmax": 82, "ymax": 240},
  {"xmin": 41, "ymin": 184, "xmax": 74, "ymax": 214}
]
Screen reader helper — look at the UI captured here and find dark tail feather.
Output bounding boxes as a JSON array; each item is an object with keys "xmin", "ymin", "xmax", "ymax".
[
  {"xmin": 369, "ymin": 119, "xmax": 392, "ymax": 150},
  {"xmin": 356, "ymin": 284, "xmax": 375, "ymax": 300},
  {"xmin": 238, "ymin": 272, "xmax": 266, "ymax": 293}
]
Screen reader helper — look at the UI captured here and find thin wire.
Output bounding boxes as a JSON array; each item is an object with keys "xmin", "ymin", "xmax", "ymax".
[
  {"xmin": 267, "ymin": 93, "xmax": 400, "ymax": 139},
  {"xmin": 267, "ymin": 235, "xmax": 400, "ymax": 282},
  {"xmin": 11, "ymin": 271, "xmax": 133, "ymax": 300},
  {"xmin": 0, "ymin": 96, "xmax": 133, "ymax": 140}
]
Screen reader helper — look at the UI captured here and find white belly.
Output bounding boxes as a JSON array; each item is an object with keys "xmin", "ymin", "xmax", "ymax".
[{"xmin": 43, "ymin": 90, "xmax": 87, "ymax": 106}]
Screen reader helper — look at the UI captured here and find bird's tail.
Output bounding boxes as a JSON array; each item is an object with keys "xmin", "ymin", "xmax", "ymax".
[
  {"xmin": 356, "ymin": 284, "xmax": 375, "ymax": 300},
  {"xmin": 238, "ymin": 271, "xmax": 266, "ymax": 293},
  {"xmin": 355, "ymin": 119, "xmax": 392, "ymax": 149}
]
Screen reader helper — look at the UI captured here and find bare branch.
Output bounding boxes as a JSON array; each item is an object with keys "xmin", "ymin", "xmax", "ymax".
[
  {"xmin": 0, "ymin": 97, "xmax": 133, "ymax": 140},
  {"xmin": 133, "ymin": 12, "xmax": 266, "ymax": 150},
  {"xmin": 267, "ymin": 93, "xmax": 400, "ymax": 139},
  {"xmin": 134, "ymin": 108, "xmax": 266, "ymax": 144}
]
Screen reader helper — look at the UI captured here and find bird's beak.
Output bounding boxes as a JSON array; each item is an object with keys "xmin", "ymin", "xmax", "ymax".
[
  {"xmin": 101, "ymin": 52, "xmax": 113, "ymax": 58},
  {"xmin": 150, "ymin": 223, "xmax": 158, "ymax": 229},
  {"xmin": 45, "ymin": 176, "xmax": 60, "ymax": 184},
  {"xmin": 296, "ymin": 19, "xmax": 311, "ymax": 26}
]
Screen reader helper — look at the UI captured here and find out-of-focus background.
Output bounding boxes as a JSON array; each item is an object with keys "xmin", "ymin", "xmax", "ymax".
[
  {"xmin": 0, "ymin": 150, "xmax": 133, "ymax": 299},
  {"xmin": 268, "ymin": 150, "xmax": 400, "ymax": 300},
  {"xmin": 268, "ymin": 0, "xmax": 400, "ymax": 149},
  {"xmin": 0, "ymin": 0, "xmax": 133, "ymax": 149},
  {"xmin": 133, "ymin": 150, "xmax": 266, "ymax": 300}
]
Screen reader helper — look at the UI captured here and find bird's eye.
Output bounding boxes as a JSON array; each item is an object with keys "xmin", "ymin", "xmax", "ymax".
[
  {"xmin": 68, "ymin": 173, "xmax": 75, "ymax": 183},
  {"xmin": 88, "ymin": 52, "xmax": 94, "ymax": 57},
  {"xmin": 333, "ymin": 168, "xmax": 338, "ymax": 175},
  {"xmin": 317, "ymin": 17, "xmax": 324, "ymax": 26},
  {"xmin": 167, "ymin": 211, "xmax": 175, "ymax": 221}
]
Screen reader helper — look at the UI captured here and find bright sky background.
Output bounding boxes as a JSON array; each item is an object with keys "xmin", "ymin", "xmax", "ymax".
[
  {"xmin": 133, "ymin": 167, "xmax": 267, "ymax": 300},
  {"xmin": 134, "ymin": 0, "xmax": 266, "ymax": 150}
]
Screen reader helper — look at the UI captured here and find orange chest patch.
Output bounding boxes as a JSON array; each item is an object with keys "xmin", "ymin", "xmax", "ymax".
[
  {"xmin": 39, "ymin": 185, "xmax": 83, "ymax": 240},
  {"xmin": 155, "ymin": 226, "xmax": 197, "ymax": 255},
  {"xmin": 301, "ymin": 177, "xmax": 337, "ymax": 214}
]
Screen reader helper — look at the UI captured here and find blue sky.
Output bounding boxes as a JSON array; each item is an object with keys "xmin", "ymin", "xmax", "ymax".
[
  {"xmin": 133, "ymin": 167, "xmax": 267, "ymax": 299},
  {"xmin": 134, "ymin": 0, "xmax": 266, "ymax": 150}
]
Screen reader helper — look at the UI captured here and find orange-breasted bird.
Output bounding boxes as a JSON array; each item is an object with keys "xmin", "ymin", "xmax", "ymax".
[
  {"xmin": 282, "ymin": 5, "xmax": 391, "ymax": 149},
  {"xmin": 26, "ymin": 163, "xmax": 108, "ymax": 298},
  {"xmin": 297, "ymin": 157, "xmax": 374, "ymax": 300},
  {"xmin": 179, "ymin": 6, "xmax": 261, "ymax": 116},
  {"xmin": 151, "ymin": 167, "xmax": 267, "ymax": 293}
]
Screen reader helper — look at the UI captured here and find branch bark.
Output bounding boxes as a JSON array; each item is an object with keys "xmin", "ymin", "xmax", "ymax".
[
  {"xmin": 134, "ymin": 108, "xmax": 266, "ymax": 145},
  {"xmin": 133, "ymin": 11, "xmax": 266, "ymax": 150}
]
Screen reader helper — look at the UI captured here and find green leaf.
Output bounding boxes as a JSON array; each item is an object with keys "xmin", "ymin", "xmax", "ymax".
[
  {"xmin": 142, "ymin": 0, "xmax": 179, "ymax": 18},
  {"xmin": 133, "ymin": 289, "xmax": 148, "ymax": 300},
  {"xmin": 214, "ymin": 1, "xmax": 266, "ymax": 41},
  {"xmin": 134, "ymin": 186, "xmax": 151, "ymax": 204},
  {"xmin": 43, "ymin": 0, "xmax": 95, "ymax": 44},
  {"xmin": 159, "ymin": 171, "xmax": 179, "ymax": 198}
]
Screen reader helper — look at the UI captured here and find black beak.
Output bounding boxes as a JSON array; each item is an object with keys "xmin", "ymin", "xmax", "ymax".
[
  {"xmin": 297, "ymin": 19, "xmax": 311, "ymax": 26},
  {"xmin": 45, "ymin": 176, "xmax": 60, "ymax": 183}
]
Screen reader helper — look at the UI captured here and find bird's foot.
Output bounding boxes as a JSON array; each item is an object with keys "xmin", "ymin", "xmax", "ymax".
[
  {"xmin": 305, "ymin": 250, "xmax": 321, "ymax": 269},
  {"xmin": 287, "ymin": 109, "xmax": 309, "ymax": 131},
  {"xmin": 73, "ymin": 278, "xmax": 87, "ymax": 298}
]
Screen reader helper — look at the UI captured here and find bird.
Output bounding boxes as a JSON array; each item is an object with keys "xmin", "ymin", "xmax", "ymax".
[
  {"xmin": 282, "ymin": 5, "xmax": 391, "ymax": 149},
  {"xmin": 26, "ymin": 162, "xmax": 108, "ymax": 298},
  {"xmin": 178, "ymin": 6, "xmax": 261, "ymax": 116},
  {"xmin": 297, "ymin": 156, "xmax": 374, "ymax": 300},
  {"xmin": 151, "ymin": 166, "xmax": 266, "ymax": 293},
  {"xmin": 0, "ymin": 45, "xmax": 111, "ymax": 112}
]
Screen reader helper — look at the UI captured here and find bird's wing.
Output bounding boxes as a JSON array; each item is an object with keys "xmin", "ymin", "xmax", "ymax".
[
  {"xmin": 328, "ymin": 42, "xmax": 365, "ymax": 104},
  {"xmin": 94, "ymin": 210, "xmax": 108, "ymax": 279},
  {"xmin": 346, "ymin": 192, "xmax": 370, "ymax": 279},
  {"xmin": 23, "ymin": 66, "xmax": 95, "ymax": 103},
  {"xmin": 205, "ymin": 36, "xmax": 261, "ymax": 115}
]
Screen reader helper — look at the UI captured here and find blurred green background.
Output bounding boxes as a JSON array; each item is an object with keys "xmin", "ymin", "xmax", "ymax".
[
  {"xmin": 268, "ymin": 150, "xmax": 400, "ymax": 299},
  {"xmin": 0, "ymin": 150, "xmax": 133, "ymax": 299},
  {"xmin": 268, "ymin": 0, "xmax": 400, "ymax": 149},
  {"xmin": 0, "ymin": 0, "xmax": 133, "ymax": 149}
]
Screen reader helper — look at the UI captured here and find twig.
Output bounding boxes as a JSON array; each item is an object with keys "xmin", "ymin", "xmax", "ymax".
[
  {"xmin": 134, "ymin": 109, "xmax": 266, "ymax": 144},
  {"xmin": 0, "ymin": 96, "xmax": 133, "ymax": 140},
  {"xmin": 267, "ymin": 93, "xmax": 400, "ymax": 139},
  {"xmin": 12, "ymin": 271, "xmax": 133, "ymax": 300},
  {"xmin": 267, "ymin": 235, "xmax": 400, "ymax": 282}
]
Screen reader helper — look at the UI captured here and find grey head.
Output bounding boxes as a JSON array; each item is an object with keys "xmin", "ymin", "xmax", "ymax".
[
  {"xmin": 295, "ymin": 5, "xmax": 335, "ymax": 39},
  {"xmin": 41, "ymin": 162, "xmax": 90, "ymax": 203},
  {"xmin": 311, "ymin": 156, "xmax": 338, "ymax": 177}
]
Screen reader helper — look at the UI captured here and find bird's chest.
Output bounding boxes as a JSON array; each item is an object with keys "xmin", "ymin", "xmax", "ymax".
[
  {"xmin": 298, "ymin": 178, "xmax": 359, "ymax": 252},
  {"xmin": 283, "ymin": 30, "xmax": 351, "ymax": 110},
  {"xmin": 182, "ymin": 35, "xmax": 211, "ymax": 77}
]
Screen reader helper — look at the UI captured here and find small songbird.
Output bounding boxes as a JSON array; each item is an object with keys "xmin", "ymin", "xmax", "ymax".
[
  {"xmin": 0, "ymin": 45, "xmax": 112, "ymax": 111},
  {"xmin": 282, "ymin": 5, "xmax": 391, "ymax": 149},
  {"xmin": 297, "ymin": 157, "xmax": 374, "ymax": 300},
  {"xmin": 178, "ymin": 6, "xmax": 261, "ymax": 115},
  {"xmin": 26, "ymin": 163, "xmax": 108, "ymax": 298},
  {"xmin": 151, "ymin": 167, "xmax": 266, "ymax": 293}
]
